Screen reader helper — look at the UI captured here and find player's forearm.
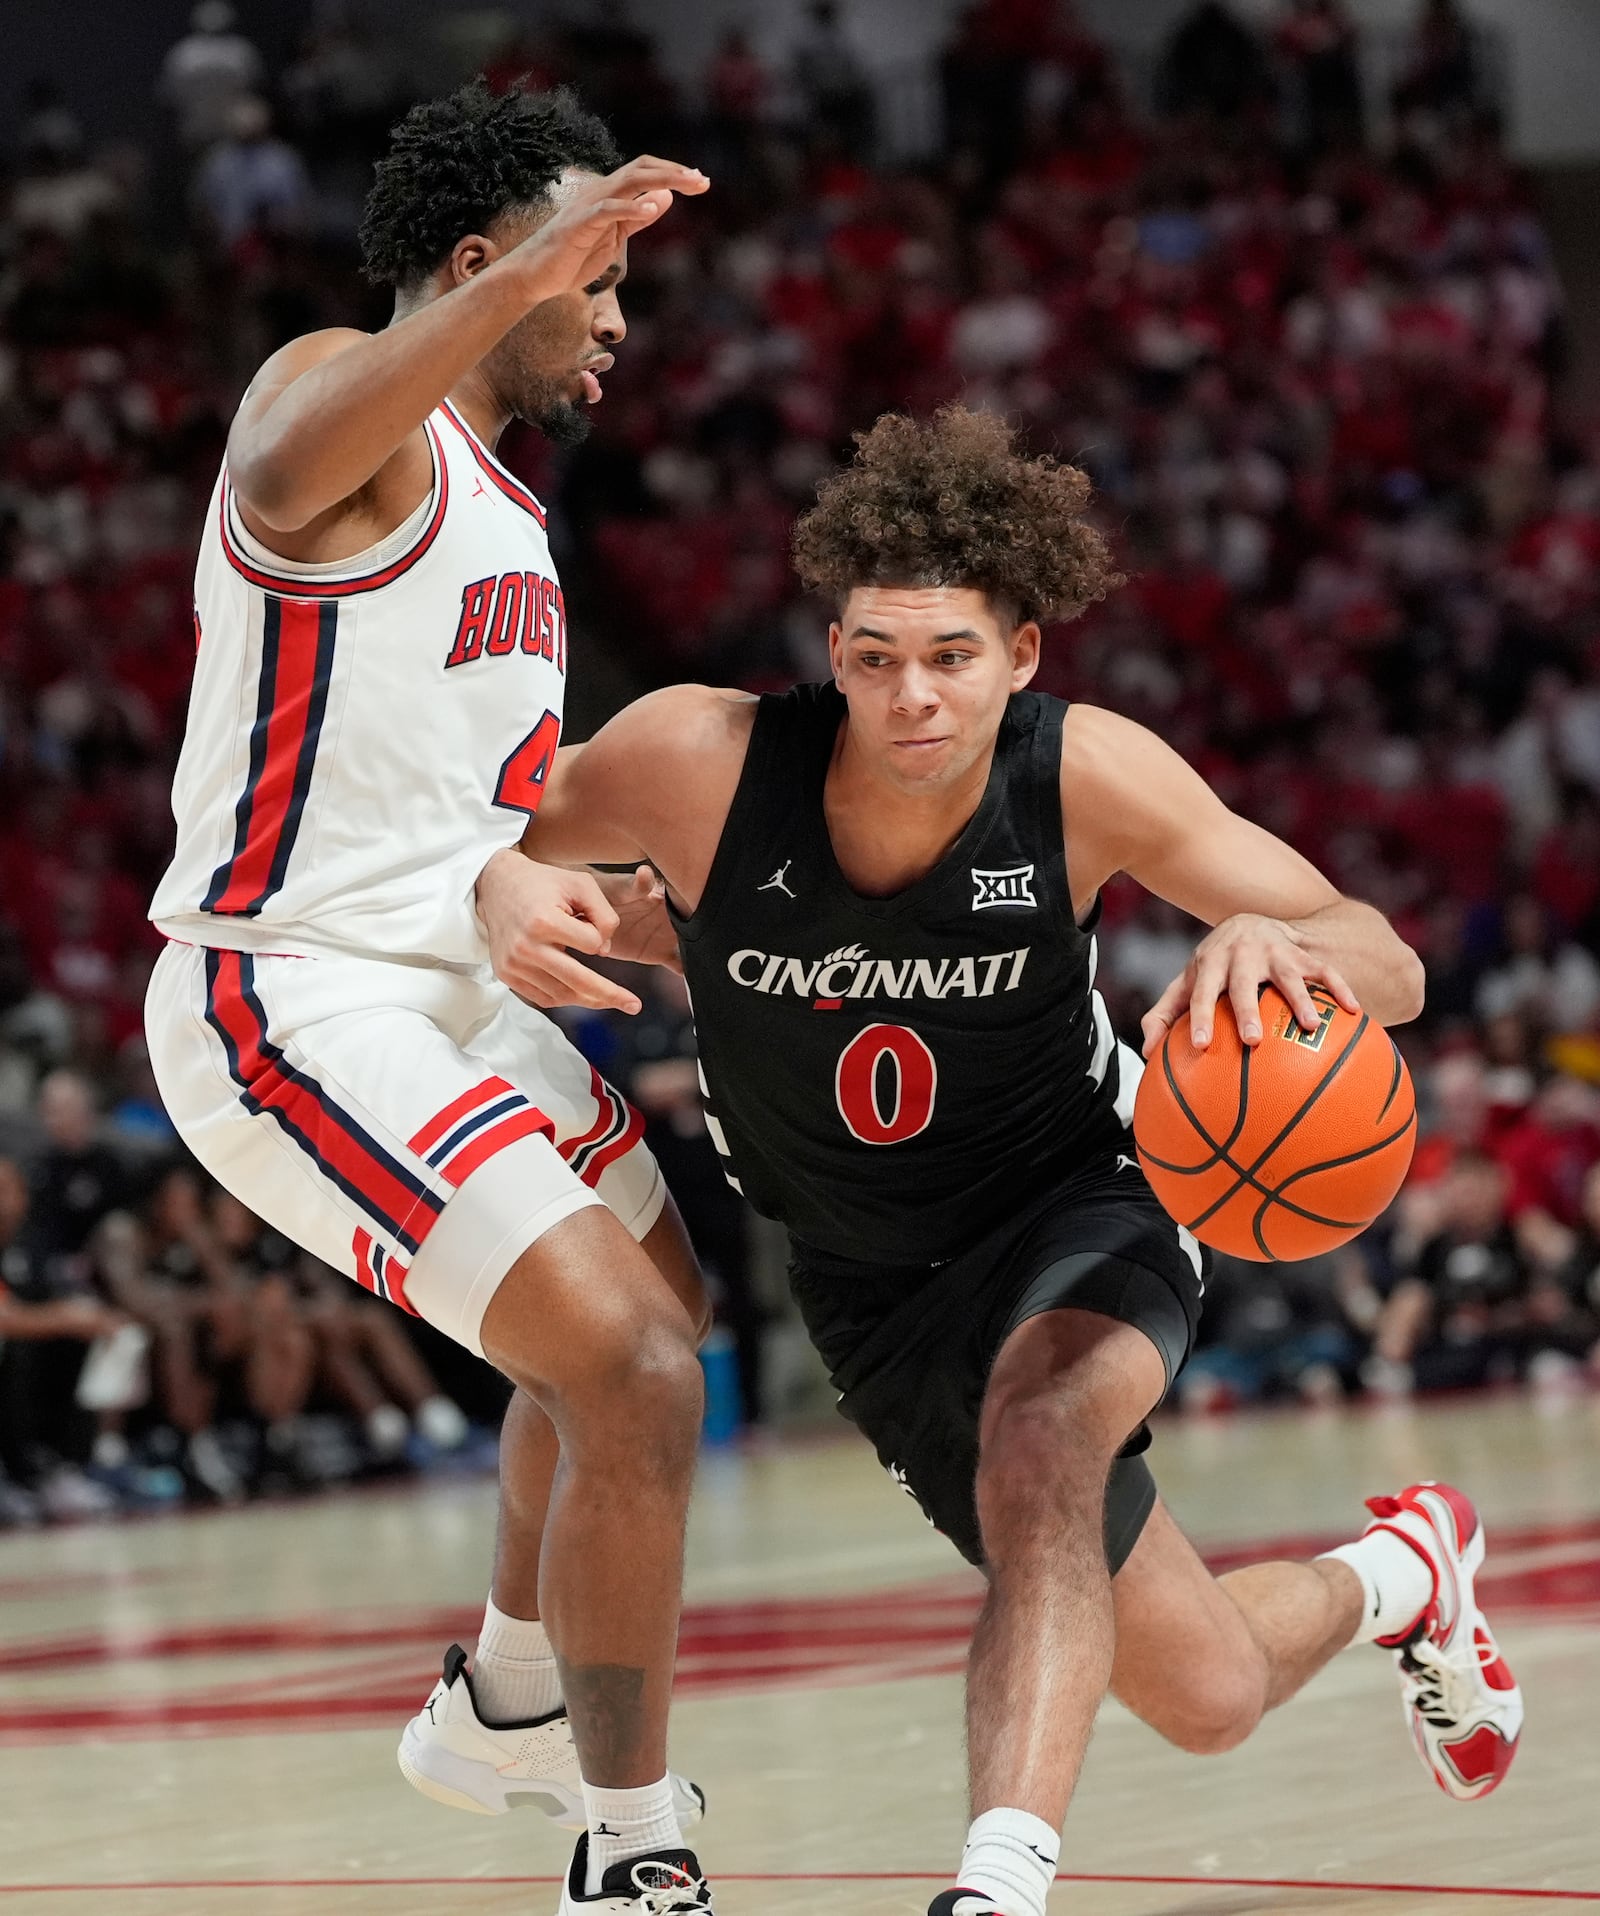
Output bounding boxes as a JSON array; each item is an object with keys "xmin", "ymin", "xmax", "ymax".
[
  {"xmin": 1288, "ymin": 899, "xmax": 1424, "ymax": 1027},
  {"xmin": 231, "ymin": 259, "xmax": 546, "ymax": 529}
]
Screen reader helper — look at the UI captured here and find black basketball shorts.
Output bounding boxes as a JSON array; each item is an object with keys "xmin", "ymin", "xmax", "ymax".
[{"xmin": 787, "ymin": 1151, "xmax": 1207, "ymax": 1573}]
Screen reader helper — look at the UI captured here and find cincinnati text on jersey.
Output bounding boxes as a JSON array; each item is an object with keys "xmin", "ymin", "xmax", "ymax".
[{"xmin": 726, "ymin": 946, "xmax": 1031, "ymax": 1003}]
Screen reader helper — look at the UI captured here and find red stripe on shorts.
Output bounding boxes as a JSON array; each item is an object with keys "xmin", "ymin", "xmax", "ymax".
[
  {"xmin": 440, "ymin": 1107, "xmax": 554, "ymax": 1188},
  {"xmin": 557, "ymin": 1066, "xmax": 618, "ymax": 1163},
  {"xmin": 208, "ymin": 956, "xmax": 442, "ymax": 1250},
  {"xmin": 409, "ymin": 1076, "xmax": 517, "ymax": 1156},
  {"xmin": 574, "ymin": 1100, "xmax": 646, "ymax": 1188},
  {"xmin": 352, "ymin": 1228, "xmax": 379, "ymax": 1296}
]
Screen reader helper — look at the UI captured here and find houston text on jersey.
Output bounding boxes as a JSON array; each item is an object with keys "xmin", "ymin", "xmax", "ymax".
[{"xmin": 444, "ymin": 571, "xmax": 567, "ymax": 671}]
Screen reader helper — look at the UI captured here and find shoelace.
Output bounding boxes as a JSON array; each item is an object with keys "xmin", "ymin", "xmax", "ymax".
[
  {"xmin": 1400, "ymin": 1630, "xmax": 1499, "ymax": 1727},
  {"xmin": 629, "ymin": 1861, "xmax": 709, "ymax": 1913}
]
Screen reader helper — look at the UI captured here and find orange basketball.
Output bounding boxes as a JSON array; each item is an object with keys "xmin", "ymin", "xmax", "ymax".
[{"xmin": 1133, "ymin": 984, "xmax": 1416, "ymax": 1262}]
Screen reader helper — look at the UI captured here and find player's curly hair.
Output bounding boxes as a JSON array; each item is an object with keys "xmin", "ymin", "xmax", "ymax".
[
  {"xmin": 792, "ymin": 407, "xmax": 1121, "ymax": 625},
  {"xmin": 359, "ymin": 81, "xmax": 621, "ymax": 290}
]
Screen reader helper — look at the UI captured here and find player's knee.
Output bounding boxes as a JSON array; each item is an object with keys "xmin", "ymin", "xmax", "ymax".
[
  {"xmin": 981, "ymin": 1385, "xmax": 1123, "ymax": 1500},
  {"xmin": 573, "ymin": 1319, "xmax": 703, "ymax": 1476},
  {"xmin": 975, "ymin": 1391, "xmax": 1117, "ymax": 1557},
  {"xmin": 1153, "ymin": 1667, "xmax": 1265, "ymax": 1755},
  {"xmin": 502, "ymin": 1292, "xmax": 702, "ymax": 1462}
]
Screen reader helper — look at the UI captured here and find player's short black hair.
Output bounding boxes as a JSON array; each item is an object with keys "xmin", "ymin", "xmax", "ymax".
[{"xmin": 359, "ymin": 80, "xmax": 622, "ymax": 291}]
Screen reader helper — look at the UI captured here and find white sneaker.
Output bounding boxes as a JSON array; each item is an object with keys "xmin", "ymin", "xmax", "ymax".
[
  {"xmin": 38, "ymin": 1464, "xmax": 119, "ymax": 1521},
  {"xmin": 398, "ymin": 1646, "xmax": 707, "ymax": 1830},
  {"xmin": 1361, "ymin": 1481, "xmax": 1524, "ymax": 1800},
  {"xmin": 557, "ymin": 1836, "xmax": 712, "ymax": 1912},
  {"xmin": 185, "ymin": 1429, "xmax": 246, "ymax": 1504}
]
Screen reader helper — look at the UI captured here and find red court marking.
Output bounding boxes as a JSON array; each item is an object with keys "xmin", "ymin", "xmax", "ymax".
[
  {"xmin": 0, "ymin": 1874, "xmax": 1595, "ymax": 1901},
  {"xmin": 4, "ymin": 1516, "xmax": 1597, "ymax": 1744}
]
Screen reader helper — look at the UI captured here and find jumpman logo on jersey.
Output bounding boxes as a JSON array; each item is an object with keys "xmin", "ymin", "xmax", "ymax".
[
  {"xmin": 471, "ymin": 475, "xmax": 488, "ymax": 499},
  {"xmin": 758, "ymin": 860, "xmax": 796, "ymax": 899}
]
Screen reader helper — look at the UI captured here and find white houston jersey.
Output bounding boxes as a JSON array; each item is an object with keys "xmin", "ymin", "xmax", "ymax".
[{"xmin": 151, "ymin": 400, "xmax": 568, "ymax": 968}]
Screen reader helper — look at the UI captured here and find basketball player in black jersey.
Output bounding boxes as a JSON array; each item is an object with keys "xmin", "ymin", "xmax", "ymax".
[{"xmin": 450, "ymin": 409, "xmax": 1522, "ymax": 1914}]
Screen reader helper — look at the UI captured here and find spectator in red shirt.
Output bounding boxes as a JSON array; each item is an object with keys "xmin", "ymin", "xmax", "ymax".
[{"xmin": 1496, "ymin": 1074, "xmax": 1600, "ymax": 1239}]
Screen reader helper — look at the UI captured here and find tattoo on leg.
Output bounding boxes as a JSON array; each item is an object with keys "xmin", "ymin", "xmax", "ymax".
[{"xmin": 556, "ymin": 1660, "xmax": 648, "ymax": 1780}]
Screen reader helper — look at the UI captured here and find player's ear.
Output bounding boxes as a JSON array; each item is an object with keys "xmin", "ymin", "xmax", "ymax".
[
  {"xmin": 1010, "ymin": 621, "xmax": 1041, "ymax": 690},
  {"xmin": 448, "ymin": 233, "xmax": 498, "ymax": 287},
  {"xmin": 827, "ymin": 620, "xmax": 845, "ymax": 683}
]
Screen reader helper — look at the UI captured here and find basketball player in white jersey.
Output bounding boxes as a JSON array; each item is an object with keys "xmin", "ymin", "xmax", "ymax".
[{"xmin": 146, "ymin": 83, "xmax": 715, "ymax": 1914}]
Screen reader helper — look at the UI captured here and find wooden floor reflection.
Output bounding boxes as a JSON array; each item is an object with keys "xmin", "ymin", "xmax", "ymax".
[{"xmin": 2, "ymin": 1393, "xmax": 1597, "ymax": 1913}]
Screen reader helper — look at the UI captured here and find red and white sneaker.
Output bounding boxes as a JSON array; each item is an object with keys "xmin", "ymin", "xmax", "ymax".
[{"xmin": 1361, "ymin": 1482, "xmax": 1523, "ymax": 1800}]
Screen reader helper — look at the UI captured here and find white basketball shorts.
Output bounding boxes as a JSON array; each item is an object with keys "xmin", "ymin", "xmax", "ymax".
[{"xmin": 145, "ymin": 940, "xmax": 665, "ymax": 1357}]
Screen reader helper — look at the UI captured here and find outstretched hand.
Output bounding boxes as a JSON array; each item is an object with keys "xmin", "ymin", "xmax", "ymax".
[
  {"xmin": 512, "ymin": 156, "xmax": 710, "ymax": 301},
  {"xmin": 1140, "ymin": 911, "xmax": 1359, "ymax": 1057}
]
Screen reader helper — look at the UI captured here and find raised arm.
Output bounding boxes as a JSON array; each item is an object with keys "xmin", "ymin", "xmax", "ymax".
[
  {"xmin": 1060, "ymin": 704, "xmax": 1424, "ymax": 1055},
  {"xmin": 228, "ymin": 157, "xmax": 706, "ymax": 533}
]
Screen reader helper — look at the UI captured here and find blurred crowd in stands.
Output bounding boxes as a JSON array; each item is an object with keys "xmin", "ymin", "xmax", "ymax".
[{"xmin": 2, "ymin": 0, "xmax": 1600, "ymax": 1520}]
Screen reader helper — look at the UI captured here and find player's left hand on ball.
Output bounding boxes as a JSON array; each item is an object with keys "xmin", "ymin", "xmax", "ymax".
[
  {"xmin": 1141, "ymin": 912, "xmax": 1359, "ymax": 1055},
  {"xmin": 594, "ymin": 865, "xmax": 683, "ymax": 974},
  {"xmin": 475, "ymin": 849, "xmax": 642, "ymax": 1015}
]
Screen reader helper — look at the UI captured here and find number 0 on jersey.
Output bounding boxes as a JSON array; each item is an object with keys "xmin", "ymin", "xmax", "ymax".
[{"xmin": 834, "ymin": 1023, "xmax": 938, "ymax": 1145}]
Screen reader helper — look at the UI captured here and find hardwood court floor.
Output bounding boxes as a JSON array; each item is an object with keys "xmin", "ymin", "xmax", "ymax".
[{"xmin": 2, "ymin": 1394, "xmax": 1598, "ymax": 1914}]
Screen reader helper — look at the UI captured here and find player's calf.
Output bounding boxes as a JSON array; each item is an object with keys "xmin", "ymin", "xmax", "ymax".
[
  {"xmin": 478, "ymin": 1211, "xmax": 704, "ymax": 1896},
  {"xmin": 950, "ymin": 1312, "xmax": 1167, "ymax": 1916}
]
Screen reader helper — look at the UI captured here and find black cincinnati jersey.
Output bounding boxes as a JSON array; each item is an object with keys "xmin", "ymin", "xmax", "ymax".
[{"xmin": 671, "ymin": 681, "xmax": 1135, "ymax": 1264}]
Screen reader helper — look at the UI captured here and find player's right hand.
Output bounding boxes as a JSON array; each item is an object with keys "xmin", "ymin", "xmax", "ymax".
[
  {"xmin": 476, "ymin": 848, "xmax": 642, "ymax": 1016},
  {"xmin": 510, "ymin": 156, "xmax": 709, "ymax": 304}
]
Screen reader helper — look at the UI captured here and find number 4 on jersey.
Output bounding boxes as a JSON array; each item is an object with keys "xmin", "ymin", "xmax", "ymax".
[{"xmin": 493, "ymin": 710, "xmax": 561, "ymax": 816}]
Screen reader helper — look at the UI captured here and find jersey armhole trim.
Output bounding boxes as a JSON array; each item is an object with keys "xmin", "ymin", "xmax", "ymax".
[
  {"xmin": 219, "ymin": 419, "xmax": 449, "ymax": 598},
  {"xmin": 439, "ymin": 400, "xmax": 547, "ymax": 527}
]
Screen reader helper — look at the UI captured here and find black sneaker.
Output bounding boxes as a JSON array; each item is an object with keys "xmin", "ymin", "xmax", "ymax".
[{"xmin": 927, "ymin": 1893, "xmax": 1007, "ymax": 1916}]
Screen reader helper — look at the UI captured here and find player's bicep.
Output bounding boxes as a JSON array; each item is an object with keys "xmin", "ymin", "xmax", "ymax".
[
  {"xmin": 520, "ymin": 742, "xmax": 648, "ymax": 866},
  {"xmin": 1065, "ymin": 706, "xmax": 1339, "ymax": 927},
  {"xmin": 229, "ymin": 331, "xmax": 368, "ymax": 452},
  {"xmin": 522, "ymin": 683, "xmax": 751, "ymax": 886}
]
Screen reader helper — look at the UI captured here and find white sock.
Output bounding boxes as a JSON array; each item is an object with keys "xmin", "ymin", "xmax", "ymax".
[
  {"xmin": 1320, "ymin": 1527, "xmax": 1435, "ymax": 1644},
  {"xmin": 364, "ymin": 1402, "xmax": 409, "ymax": 1458},
  {"xmin": 416, "ymin": 1394, "xmax": 468, "ymax": 1448},
  {"xmin": 471, "ymin": 1597, "xmax": 563, "ymax": 1723},
  {"xmin": 582, "ymin": 1775, "xmax": 681, "ymax": 1894},
  {"xmin": 956, "ymin": 1808, "xmax": 1059, "ymax": 1916}
]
